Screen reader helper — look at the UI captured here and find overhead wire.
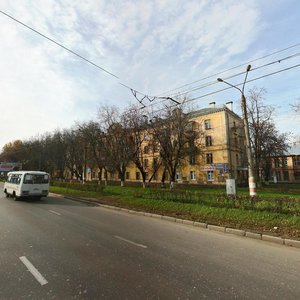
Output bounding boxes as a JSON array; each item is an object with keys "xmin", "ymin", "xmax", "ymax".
[
  {"xmin": 165, "ymin": 51, "xmax": 300, "ymax": 99},
  {"xmin": 0, "ymin": 9, "xmax": 180, "ymax": 107},
  {"xmin": 149, "ymin": 62, "xmax": 300, "ymax": 115},
  {"xmin": 157, "ymin": 42, "xmax": 300, "ymax": 96},
  {"xmin": 1, "ymin": 9, "xmax": 300, "ymax": 112},
  {"xmin": 0, "ymin": 10, "xmax": 119, "ymax": 79}
]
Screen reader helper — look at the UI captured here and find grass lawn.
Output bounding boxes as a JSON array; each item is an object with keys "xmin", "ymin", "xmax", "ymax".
[{"xmin": 50, "ymin": 183, "xmax": 300, "ymax": 239}]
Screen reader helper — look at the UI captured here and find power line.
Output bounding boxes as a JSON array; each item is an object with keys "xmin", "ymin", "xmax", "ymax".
[
  {"xmin": 150, "ymin": 62, "xmax": 300, "ymax": 114},
  {"xmin": 166, "ymin": 51, "xmax": 300, "ymax": 99},
  {"xmin": 146, "ymin": 54, "xmax": 300, "ymax": 110},
  {"xmin": 1, "ymin": 9, "xmax": 300, "ymax": 113},
  {"xmin": 157, "ymin": 41, "xmax": 300, "ymax": 96},
  {"xmin": 0, "ymin": 10, "xmax": 119, "ymax": 79},
  {"xmin": 0, "ymin": 10, "xmax": 181, "ymax": 108}
]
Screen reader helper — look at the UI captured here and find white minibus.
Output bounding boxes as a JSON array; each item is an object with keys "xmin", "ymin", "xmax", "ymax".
[{"xmin": 4, "ymin": 171, "xmax": 50, "ymax": 200}]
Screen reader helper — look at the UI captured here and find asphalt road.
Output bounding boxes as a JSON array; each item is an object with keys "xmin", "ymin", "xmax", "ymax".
[{"xmin": 0, "ymin": 184, "xmax": 300, "ymax": 299}]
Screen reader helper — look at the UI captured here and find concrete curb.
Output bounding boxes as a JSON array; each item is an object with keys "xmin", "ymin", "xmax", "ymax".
[
  {"xmin": 207, "ymin": 224, "xmax": 226, "ymax": 232},
  {"xmin": 245, "ymin": 232, "xmax": 262, "ymax": 240},
  {"xmin": 262, "ymin": 235, "xmax": 284, "ymax": 245},
  {"xmin": 225, "ymin": 228, "xmax": 245, "ymax": 236},
  {"xmin": 285, "ymin": 239, "xmax": 300, "ymax": 248},
  {"xmin": 63, "ymin": 195, "xmax": 300, "ymax": 250}
]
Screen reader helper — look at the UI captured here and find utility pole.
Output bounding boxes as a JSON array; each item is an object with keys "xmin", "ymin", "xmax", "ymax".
[{"xmin": 217, "ymin": 65, "xmax": 257, "ymax": 197}]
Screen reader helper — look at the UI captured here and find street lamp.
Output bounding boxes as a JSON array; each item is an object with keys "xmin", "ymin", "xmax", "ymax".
[{"xmin": 217, "ymin": 65, "xmax": 257, "ymax": 197}]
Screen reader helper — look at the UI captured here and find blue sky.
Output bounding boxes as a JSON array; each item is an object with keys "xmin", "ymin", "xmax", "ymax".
[{"xmin": 0, "ymin": 0, "xmax": 299, "ymax": 149}]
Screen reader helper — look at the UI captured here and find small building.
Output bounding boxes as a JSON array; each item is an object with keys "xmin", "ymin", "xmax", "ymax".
[{"xmin": 271, "ymin": 144, "xmax": 300, "ymax": 182}]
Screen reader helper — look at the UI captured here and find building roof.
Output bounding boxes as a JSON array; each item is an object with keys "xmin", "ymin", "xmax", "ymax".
[{"xmin": 189, "ymin": 106, "xmax": 242, "ymax": 120}]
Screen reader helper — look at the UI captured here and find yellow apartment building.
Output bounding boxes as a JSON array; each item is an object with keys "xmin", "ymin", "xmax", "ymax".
[{"xmin": 100, "ymin": 103, "xmax": 248, "ymax": 185}]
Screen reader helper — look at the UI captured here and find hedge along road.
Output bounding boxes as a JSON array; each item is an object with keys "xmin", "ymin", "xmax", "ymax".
[{"xmin": 0, "ymin": 184, "xmax": 300, "ymax": 299}]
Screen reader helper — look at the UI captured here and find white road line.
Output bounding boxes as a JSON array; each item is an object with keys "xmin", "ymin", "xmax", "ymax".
[
  {"xmin": 48, "ymin": 210, "xmax": 61, "ymax": 216},
  {"xmin": 19, "ymin": 256, "xmax": 48, "ymax": 286},
  {"xmin": 114, "ymin": 235, "xmax": 148, "ymax": 249}
]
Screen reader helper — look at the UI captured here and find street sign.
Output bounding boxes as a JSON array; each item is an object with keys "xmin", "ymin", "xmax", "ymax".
[{"xmin": 0, "ymin": 162, "xmax": 21, "ymax": 172}]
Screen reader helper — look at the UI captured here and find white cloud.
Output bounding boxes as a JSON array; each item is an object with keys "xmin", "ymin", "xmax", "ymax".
[{"xmin": 0, "ymin": 0, "xmax": 299, "ymax": 149}]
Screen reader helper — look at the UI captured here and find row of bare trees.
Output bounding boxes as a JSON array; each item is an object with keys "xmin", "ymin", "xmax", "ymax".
[
  {"xmin": 0, "ymin": 89, "xmax": 291, "ymax": 185},
  {"xmin": 1, "ymin": 101, "xmax": 202, "ymax": 187}
]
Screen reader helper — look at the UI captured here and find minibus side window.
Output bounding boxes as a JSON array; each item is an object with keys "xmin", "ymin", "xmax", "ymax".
[{"xmin": 24, "ymin": 174, "xmax": 33, "ymax": 184}]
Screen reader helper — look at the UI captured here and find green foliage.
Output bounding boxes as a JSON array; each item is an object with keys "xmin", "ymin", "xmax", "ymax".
[{"xmin": 51, "ymin": 181, "xmax": 105, "ymax": 193}]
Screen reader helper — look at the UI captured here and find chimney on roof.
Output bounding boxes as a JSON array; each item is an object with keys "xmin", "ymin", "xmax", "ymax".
[
  {"xmin": 209, "ymin": 101, "xmax": 216, "ymax": 109},
  {"xmin": 226, "ymin": 101, "xmax": 233, "ymax": 111}
]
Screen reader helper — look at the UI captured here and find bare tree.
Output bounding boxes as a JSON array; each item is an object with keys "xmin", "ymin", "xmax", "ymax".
[
  {"xmin": 247, "ymin": 87, "xmax": 290, "ymax": 182},
  {"xmin": 63, "ymin": 129, "xmax": 85, "ymax": 181},
  {"xmin": 291, "ymin": 98, "xmax": 300, "ymax": 113},
  {"xmin": 77, "ymin": 121, "xmax": 106, "ymax": 184},
  {"xmin": 122, "ymin": 105, "xmax": 152, "ymax": 187},
  {"xmin": 149, "ymin": 102, "xmax": 202, "ymax": 188},
  {"xmin": 98, "ymin": 105, "xmax": 134, "ymax": 187}
]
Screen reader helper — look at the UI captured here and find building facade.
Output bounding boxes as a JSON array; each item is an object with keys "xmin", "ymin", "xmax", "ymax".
[
  {"xmin": 270, "ymin": 144, "xmax": 300, "ymax": 182},
  {"xmin": 87, "ymin": 103, "xmax": 248, "ymax": 185}
]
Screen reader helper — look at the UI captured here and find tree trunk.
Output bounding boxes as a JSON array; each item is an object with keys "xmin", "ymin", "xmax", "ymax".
[
  {"xmin": 170, "ymin": 181, "xmax": 176, "ymax": 189},
  {"xmin": 161, "ymin": 169, "xmax": 166, "ymax": 188},
  {"xmin": 98, "ymin": 168, "xmax": 102, "ymax": 185}
]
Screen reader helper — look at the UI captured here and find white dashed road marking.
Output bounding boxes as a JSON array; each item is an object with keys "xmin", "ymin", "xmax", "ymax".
[
  {"xmin": 48, "ymin": 210, "xmax": 61, "ymax": 216},
  {"xmin": 19, "ymin": 256, "xmax": 48, "ymax": 286},
  {"xmin": 114, "ymin": 235, "xmax": 148, "ymax": 249}
]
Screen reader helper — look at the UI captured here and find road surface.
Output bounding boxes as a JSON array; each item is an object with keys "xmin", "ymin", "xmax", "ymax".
[{"xmin": 0, "ymin": 184, "xmax": 299, "ymax": 299}]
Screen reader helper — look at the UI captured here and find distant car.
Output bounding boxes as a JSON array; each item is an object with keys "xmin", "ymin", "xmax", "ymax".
[{"xmin": 3, "ymin": 171, "xmax": 50, "ymax": 200}]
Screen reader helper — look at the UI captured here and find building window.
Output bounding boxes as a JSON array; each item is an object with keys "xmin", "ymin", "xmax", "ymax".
[
  {"xmin": 152, "ymin": 158, "xmax": 158, "ymax": 169},
  {"xmin": 136, "ymin": 172, "xmax": 141, "ymax": 180},
  {"xmin": 176, "ymin": 172, "xmax": 181, "ymax": 180},
  {"xmin": 206, "ymin": 153, "xmax": 213, "ymax": 164},
  {"xmin": 282, "ymin": 157, "xmax": 288, "ymax": 167},
  {"xmin": 294, "ymin": 171, "xmax": 300, "ymax": 180},
  {"xmin": 144, "ymin": 133, "xmax": 149, "ymax": 140},
  {"xmin": 144, "ymin": 159, "xmax": 149, "ymax": 168},
  {"xmin": 190, "ymin": 171, "xmax": 196, "ymax": 180},
  {"xmin": 189, "ymin": 155, "xmax": 196, "ymax": 165},
  {"xmin": 207, "ymin": 170, "xmax": 214, "ymax": 181},
  {"xmin": 204, "ymin": 119, "xmax": 211, "ymax": 130},
  {"xmin": 126, "ymin": 172, "xmax": 130, "ymax": 180},
  {"xmin": 283, "ymin": 171, "xmax": 289, "ymax": 181},
  {"xmin": 234, "ymin": 137, "xmax": 238, "ymax": 146},
  {"xmin": 274, "ymin": 158, "xmax": 280, "ymax": 167},
  {"xmin": 205, "ymin": 136, "xmax": 212, "ymax": 146},
  {"xmin": 294, "ymin": 156, "xmax": 300, "ymax": 166},
  {"xmin": 143, "ymin": 146, "xmax": 149, "ymax": 154}
]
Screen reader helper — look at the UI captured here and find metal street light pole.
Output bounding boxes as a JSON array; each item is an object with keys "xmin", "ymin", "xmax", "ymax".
[{"xmin": 217, "ymin": 65, "xmax": 257, "ymax": 197}]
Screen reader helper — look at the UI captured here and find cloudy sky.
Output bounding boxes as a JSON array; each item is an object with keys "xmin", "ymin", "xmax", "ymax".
[{"xmin": 0, "ymin": 0, "xmax": 299, "ymax": 150}]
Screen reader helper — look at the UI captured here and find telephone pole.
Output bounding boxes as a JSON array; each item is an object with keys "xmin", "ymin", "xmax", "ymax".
[{"xmin": 217, "ymin": 65, "xmax": 257, "ymax": 197}]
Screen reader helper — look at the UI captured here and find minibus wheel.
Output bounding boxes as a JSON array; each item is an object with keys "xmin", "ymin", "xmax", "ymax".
[{"xmin": 12, "ymin": 192, "xmax": 18, "ymax": 201}]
